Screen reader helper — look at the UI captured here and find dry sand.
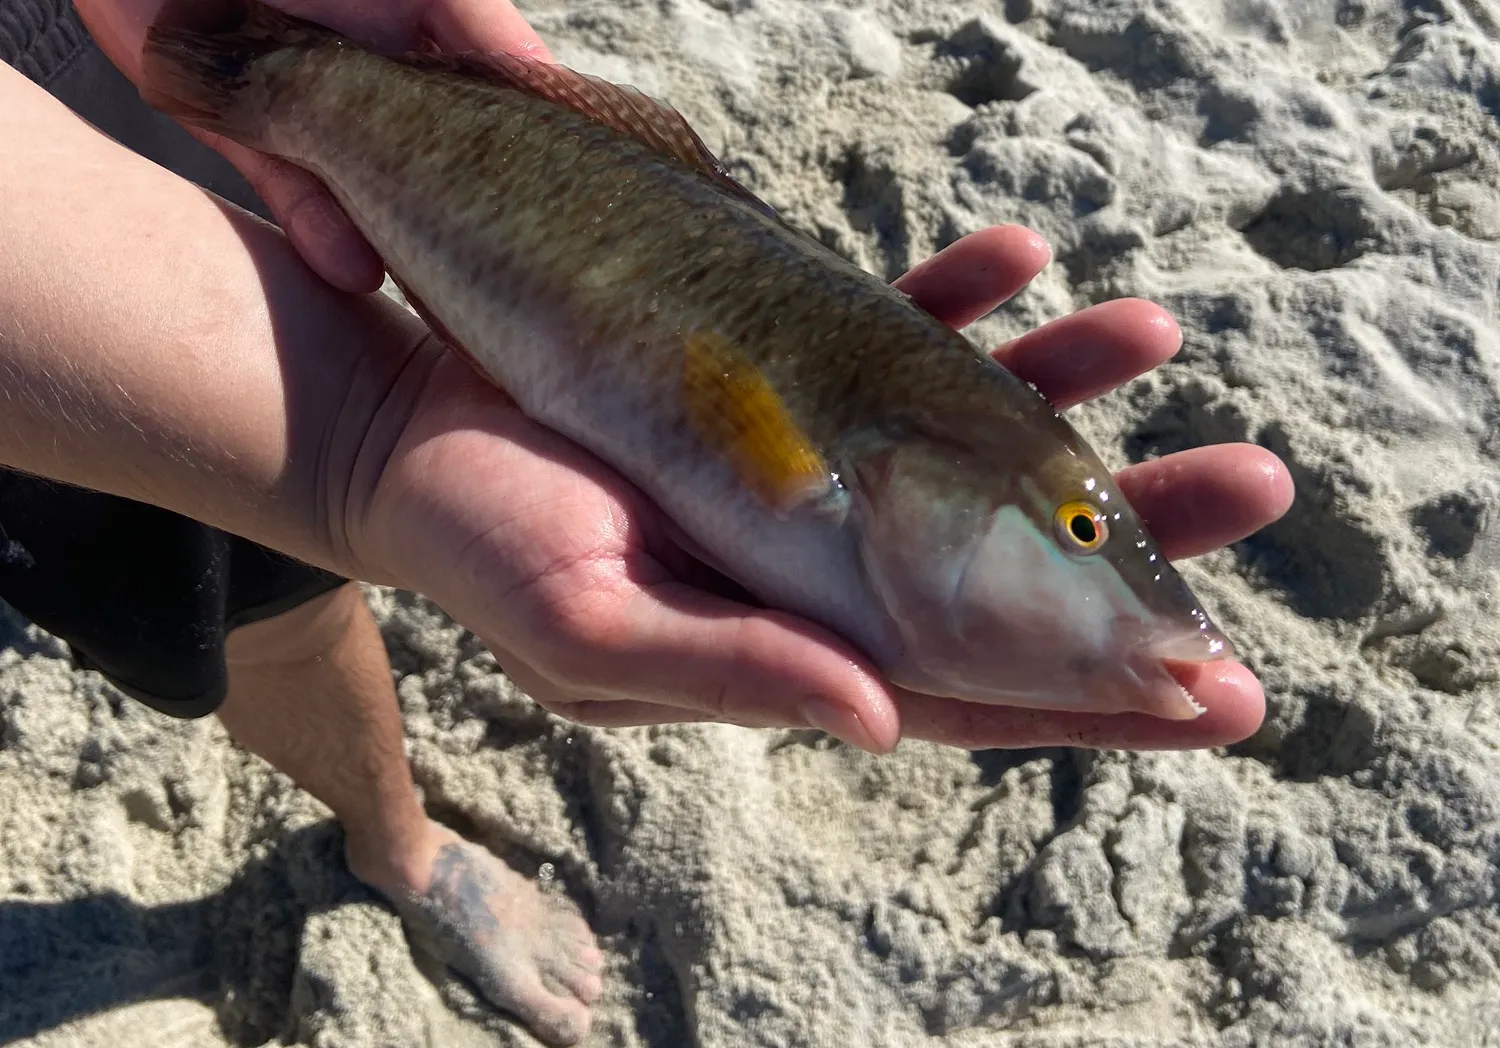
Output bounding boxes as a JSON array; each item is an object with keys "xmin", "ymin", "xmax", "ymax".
[{"xmin": 4, "ymin": 0, "xmax": 1500, "ymax": 1044}]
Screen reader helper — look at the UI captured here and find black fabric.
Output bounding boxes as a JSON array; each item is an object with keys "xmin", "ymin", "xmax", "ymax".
[{"xmin": 0, "ymin": 0, "xmax": 347, "ymax": 718}]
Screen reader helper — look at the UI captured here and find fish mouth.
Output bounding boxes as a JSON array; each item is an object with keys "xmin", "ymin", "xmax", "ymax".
[{"xmin": 1120, "ymin": 626, "xmax": 1235, "ymax": 721}]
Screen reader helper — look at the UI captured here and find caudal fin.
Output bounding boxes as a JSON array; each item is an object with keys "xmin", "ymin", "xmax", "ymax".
[{"xmin": 139, "ymin": 0, "xmax": 336, "ymax": 143}]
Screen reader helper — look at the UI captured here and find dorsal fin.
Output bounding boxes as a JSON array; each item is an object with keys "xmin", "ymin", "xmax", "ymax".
[{"xmin": 401, "ymin": 45, "xmax": 780, "ymax": 220}]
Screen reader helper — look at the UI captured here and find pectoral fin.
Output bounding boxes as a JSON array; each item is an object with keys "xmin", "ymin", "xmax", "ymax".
[{"xmin": 682, "ymin": 331, "xmax": 834, "ymax": 516}]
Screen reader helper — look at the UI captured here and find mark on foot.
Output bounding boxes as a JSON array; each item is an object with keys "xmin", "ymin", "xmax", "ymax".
[{"xmin": 385, "ymin": 835, "xmax": 604, "ymax": 1046}]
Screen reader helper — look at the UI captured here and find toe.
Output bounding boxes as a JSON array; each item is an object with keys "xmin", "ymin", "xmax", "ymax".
[
  {"xmin": 557, "ymin": 959, "xmax": 605, "ymax": 1004},
  {"xmin": 539, "ymin": 1008, "xmax": 592, "ymax": 1047},
  {"xmin": 561, "ymin": 919, "xmax": 601, "ymax": 959},
  {"xmin": 575, "ymin": 942, "xmax": 605, "ymax": 973},
  {"xmin": 513, "ymin": 976, "xmax": 593, "ymax": 1046}
]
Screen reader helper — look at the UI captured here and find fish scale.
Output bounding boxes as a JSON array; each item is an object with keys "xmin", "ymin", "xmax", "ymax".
[{"xmin": 138, "ymin": 0, "xmax": 1230, "ymax": 718}]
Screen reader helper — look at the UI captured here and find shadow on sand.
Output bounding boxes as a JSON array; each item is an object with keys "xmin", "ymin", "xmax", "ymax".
[{"xmin": 0, "ymin": 820, "xmax": 369, "ymax": 1046}]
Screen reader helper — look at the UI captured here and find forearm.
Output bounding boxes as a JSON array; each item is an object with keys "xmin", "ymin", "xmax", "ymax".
[{"xmin": 0, "ymin": 63, "xmax": 427, "ymax": 580}]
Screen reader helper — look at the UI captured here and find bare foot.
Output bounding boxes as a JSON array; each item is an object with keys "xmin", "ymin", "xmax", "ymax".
[{"xmin": 348, "ymin": 824, "xmax": 604, "ymax": 1045}]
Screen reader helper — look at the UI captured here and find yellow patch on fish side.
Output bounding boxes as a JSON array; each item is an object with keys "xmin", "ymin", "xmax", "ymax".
[{"xmin": 682, "ymin": 331, "xmax": 830, "ymax": 513}]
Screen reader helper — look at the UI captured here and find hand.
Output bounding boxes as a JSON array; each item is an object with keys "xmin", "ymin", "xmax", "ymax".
[
  {"xmin": 73, "ymin": 1, "xmax": 1291, "ymax": 751},
  {"xmin": 74, "ymin": 0, "xmax": 552, "ymax": 294},
  {"xmin": 353, "ymin": 225, "xmax": 1291, "ymax": 754}
]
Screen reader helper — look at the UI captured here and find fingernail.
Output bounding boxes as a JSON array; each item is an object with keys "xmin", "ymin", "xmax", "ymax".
[
  {"xmin": 799, "ymin": 697, "xmax": 876, "ymax": 753},
  {"xmin": 1028, "ymin": 230, "xmax": 1053, "ymax": 263}
]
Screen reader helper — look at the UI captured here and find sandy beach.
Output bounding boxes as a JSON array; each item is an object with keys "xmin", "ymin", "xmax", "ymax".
[{"xmin": 3, "ymin": 0, "xmax": 1499, "ymax": 1044}]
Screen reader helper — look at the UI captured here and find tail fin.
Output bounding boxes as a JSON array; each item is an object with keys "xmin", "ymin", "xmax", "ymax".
[{"xmin": 139, "ymin": 0, "xmax": 337, "ymax": 143}]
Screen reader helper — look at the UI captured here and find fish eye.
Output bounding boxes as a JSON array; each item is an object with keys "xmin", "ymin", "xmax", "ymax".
[{"xmin": 1054, "ymin": 500, "xmax": 1109, "ymax": 554}]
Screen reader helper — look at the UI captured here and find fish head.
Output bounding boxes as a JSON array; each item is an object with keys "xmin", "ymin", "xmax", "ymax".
[{"xmin": 846, "ymin": 430, "xmax": 1232, "ymax": 719}]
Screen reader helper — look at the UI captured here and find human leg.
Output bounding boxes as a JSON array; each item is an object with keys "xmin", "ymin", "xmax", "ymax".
[
  {"xmin": 218, "ymin": 583, "xmax": 604, "ymax": 1046},
  {"xmin": 0, "ymin": 11, "xmax": 600, "ymax": 1041}
]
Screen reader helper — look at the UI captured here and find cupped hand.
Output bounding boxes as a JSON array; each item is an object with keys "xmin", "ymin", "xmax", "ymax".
[
  {"xmin": 74, "ymin": 0, "xmax": 1291, "ymax": 751},
  {"xmin": 74, "ymin": 0, "xmax": 551, "ymax": 293},
  {"xmin": 355, "ymin": 225, "xmax": 1291, "ymax": 755}
]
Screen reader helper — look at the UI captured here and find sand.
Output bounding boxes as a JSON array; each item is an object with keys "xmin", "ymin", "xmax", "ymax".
[{"xmin": 3, "ymin": 0, "xmax": 1500, "ymax": 1044}]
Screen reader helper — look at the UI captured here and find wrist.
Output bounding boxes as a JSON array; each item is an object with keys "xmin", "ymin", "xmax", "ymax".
[
  {"xmin": 339, "ymin": 344, "xmax": 555, "ymax": 626},
  {"xmin": 320, "ymin": 329, "xmax": 457, "ymax": 589}
]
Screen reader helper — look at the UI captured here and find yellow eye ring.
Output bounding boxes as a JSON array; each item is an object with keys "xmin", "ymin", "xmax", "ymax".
[{"xmin": 1054, "ymin": 500, "xmax": 1108, "ymax": 554}]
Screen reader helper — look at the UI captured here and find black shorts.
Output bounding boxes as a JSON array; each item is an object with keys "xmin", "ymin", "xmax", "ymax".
[{"xmin": 0, "ymin": 0, "xmax": 347, "ymax": 718}]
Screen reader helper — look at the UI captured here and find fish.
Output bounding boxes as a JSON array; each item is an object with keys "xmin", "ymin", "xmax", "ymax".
[{"xmin": 137, "ymin": 0, "xmax": 1233, "ymax": 720}]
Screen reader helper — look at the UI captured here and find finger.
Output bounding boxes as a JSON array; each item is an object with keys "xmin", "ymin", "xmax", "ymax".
[
  {"xmin": 893, "ymin": 225, "xmax": 1052, "ymax": 330},
  {"xmin": 159, "ymin": 119, "xmax": 389, "ymax": 293},
  {"xmin": 227, "ymin": 146, "xmax": 387, "ymax": 293},
  {"xmin": 1116, "ymin": 444, "xmax": 1294, "ymax": 561},
  {"xmin": 422, "ymin": 0, "xmax": 555, "ymax": 58},
  {"xmin": 991, "ymin": 298, "xmax": 1182, "ymax": 411},
  {"xmin": 566, "ymin": 581, "xmax": 903, "ymax": 753},
  {"xmin": 260, "ymin": 0, "xmax": 415, "ymax": 50},
  {"xmin": 896, "ymin": 658, "xmax": 1265, "ymax": 751},
  {"xmin": 471, "ymin": 636, "xmax": 726, "ymax": 729},
  {"xmin": 534, "ymin": 697, "xmax": 721, "ymax": 730}
]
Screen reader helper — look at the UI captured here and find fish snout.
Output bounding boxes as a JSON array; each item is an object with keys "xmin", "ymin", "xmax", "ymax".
[{"xmin": 1148, "ymin": 621, "xmax": 1234, "ymax": 664}]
